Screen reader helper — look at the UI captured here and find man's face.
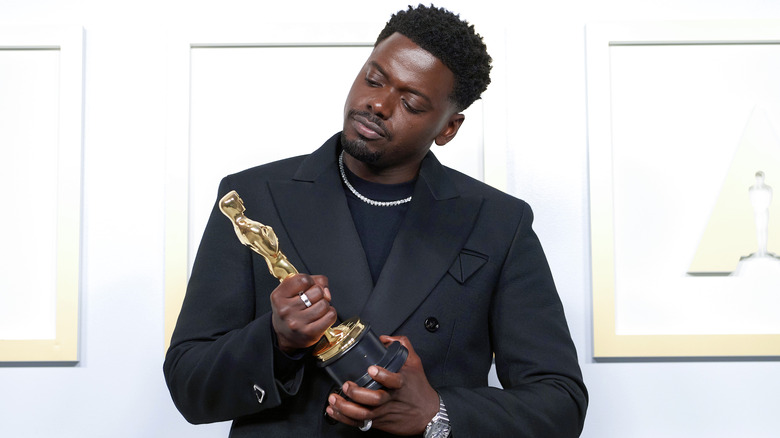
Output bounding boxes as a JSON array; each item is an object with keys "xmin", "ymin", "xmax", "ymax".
[{"xmin": 341, "ymin": 32, "xmax": 463, "ymax": 179}]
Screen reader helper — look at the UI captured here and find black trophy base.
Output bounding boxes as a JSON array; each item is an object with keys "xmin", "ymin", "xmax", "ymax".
[{"xmin": 317, "ymin": 327, "xmax": 408, "ymax": 389}]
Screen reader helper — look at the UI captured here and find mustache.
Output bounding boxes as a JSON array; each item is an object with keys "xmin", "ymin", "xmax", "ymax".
[{"xmin": 347, "ymin": 109, "xmax": 391, "ymax": 139}]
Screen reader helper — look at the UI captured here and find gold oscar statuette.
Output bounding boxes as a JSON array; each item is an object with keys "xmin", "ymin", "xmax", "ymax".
[{"xmin": 219, "ymin": 190, "xmax": 407, "ymax": 387}]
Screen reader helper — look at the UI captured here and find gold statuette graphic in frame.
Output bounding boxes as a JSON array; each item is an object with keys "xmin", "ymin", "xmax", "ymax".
[{"xmin": 219, "ymin": 190, "xmax": 407, "ymax": 387}]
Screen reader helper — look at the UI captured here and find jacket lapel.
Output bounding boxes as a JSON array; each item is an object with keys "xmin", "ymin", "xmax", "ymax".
[
  {"xmin": 269, "ymin": 136, "xmax": 484, "ymax": 333},
  {"xmin": 359, "ymin": 153, "xmax": 483, "ymax": 336},
  {"xmin": 268, "ymin": 135, "xmax": 374, "ymax": 319}
]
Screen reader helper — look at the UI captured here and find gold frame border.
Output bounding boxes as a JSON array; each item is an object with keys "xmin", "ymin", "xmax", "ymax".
[
  {"xmin": 586, "ymin": 20, "xmax": 780, "ymax": 358},
  {"xmin": 0, "ymin": 26, "xmax": 84, "ymax": 362}
]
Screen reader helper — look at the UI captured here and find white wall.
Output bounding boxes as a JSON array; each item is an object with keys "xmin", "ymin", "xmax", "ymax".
[{"xmin": 1, "ymin": 1, "xmax": 779, "ymax": 437}]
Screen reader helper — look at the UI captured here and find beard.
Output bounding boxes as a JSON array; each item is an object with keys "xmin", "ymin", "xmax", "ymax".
[
  {"xmin": 341, "ymin": 109, "xmax": 391, "ymax": 164},
  {"xmin": 340, "ymin": 132, "xmax": 384, "ymax": 165}
]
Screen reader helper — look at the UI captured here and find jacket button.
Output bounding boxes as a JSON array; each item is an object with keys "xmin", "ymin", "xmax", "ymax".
[{"xmin": 424, "ymin": 317, "xmax": 439, "ymax": 332}]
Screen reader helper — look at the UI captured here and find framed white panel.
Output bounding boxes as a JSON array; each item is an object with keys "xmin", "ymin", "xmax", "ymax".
[
  {"xmin": 186, "ymin": 45, "xmax": 372, "ymax": 265},
  {"xmin": 0, "ymin": 26, "xmax": 84, "ymax": 362},
  {"xmin": 164, "ymin": 26, "xmax": 494, "ymax": 349},
  {"xmin": 587, "ymin": 21, "xmax": 780, "ymax": 358}
]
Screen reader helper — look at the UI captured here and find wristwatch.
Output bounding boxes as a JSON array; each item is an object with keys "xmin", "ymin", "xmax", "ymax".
[{"xmin": 424, "ymin": 394, "xmax": 451, "ymax": 438}]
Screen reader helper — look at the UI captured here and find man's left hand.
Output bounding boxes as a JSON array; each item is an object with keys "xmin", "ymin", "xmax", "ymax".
[{"xmin": 325, "ymin": 335, "xmax": 440, "ymax": 435}]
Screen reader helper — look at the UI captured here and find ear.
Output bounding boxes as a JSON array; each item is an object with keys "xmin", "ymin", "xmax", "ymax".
[{"xmin": 434, "ymin": 113, "xmax": 465, "ymax": 146}]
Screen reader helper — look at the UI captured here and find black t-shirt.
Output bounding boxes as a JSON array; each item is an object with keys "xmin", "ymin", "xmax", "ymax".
[{"xmin": 341, "ymin": 165, "xmax": 415, "ymax": 285}]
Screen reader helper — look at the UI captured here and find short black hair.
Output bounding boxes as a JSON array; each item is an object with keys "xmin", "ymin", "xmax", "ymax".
[{"xmin": 376, "ymin": 4, "xmax": 492, "ymax": 112}]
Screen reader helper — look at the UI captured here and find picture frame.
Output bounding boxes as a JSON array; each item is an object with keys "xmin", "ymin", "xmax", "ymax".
[
  {"xmin": 586, "ymin": 20, "xmax": 780, "ymax": 359},
  {"xmin": 0, "ymin": 26, "xmax": 84, "ymax": 362}
]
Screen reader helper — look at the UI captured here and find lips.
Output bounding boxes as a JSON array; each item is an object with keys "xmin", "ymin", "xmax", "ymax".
[{"xmin": 349, "ymin": 111, "xmax": 388, "ymax": 140}]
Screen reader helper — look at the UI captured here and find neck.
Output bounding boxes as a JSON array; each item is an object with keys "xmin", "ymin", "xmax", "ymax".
[{"xmin": 342, "ymin": 153, "xmax": 422, "ymax": 185}]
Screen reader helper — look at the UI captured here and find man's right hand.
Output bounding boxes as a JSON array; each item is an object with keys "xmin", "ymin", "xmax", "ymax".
[{"xmin": 270, "ymin": 274, "xmax": 337, "ymax": 354}]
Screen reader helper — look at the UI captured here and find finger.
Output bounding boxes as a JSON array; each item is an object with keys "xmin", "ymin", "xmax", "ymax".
[
  {"xmin": 277, "ymin": 274, "xmax": 317, "ymax": 298},
  {"xmin": 310, "ymin": 274, "xmax": 329, "ymax": 289},
  {"xmin": 366, "ymin": 365, "xmax": 404, "ymax": 390},
  {"xmin": 277, "ymin": 282, "xmax": 327, "ymax": 316},
  {"xmin": 272, "ymin": 290, "xmax": 320, "ymax": 319},
  {"xmin": 296, "ymin": 284, "xmax": 326, "ymax": 309},
  {"xmin": 310, "ymin": 275, "xmax": 331, "ymax": 302},
  {"xmin": 281, "ymin": 285, "xmax": 336, "ymax": 332},
  {"xmin": 380, "ymin": 335, "xmax": 419, "ymax": 367},
  {"xmin": 326, "ymin": 404, "xmax": 366, "ymax": 429},
  {"xmin": 327, "ymin": 391, "xmax": 373, "ymax": 425},
  {"xmin": 297, "ymin": 305, "xmax": 338, "ymax": 339},
  {"xmin": 379, "ymin": 335, "xmax": 413, "ymax": 352},
  {"xmin": 341, "ymin": 381, "xmax": 391, "ymax": 407},
  {"xmin": 276, "ymin": 290, "xmax": 334, "ymax": 329}
]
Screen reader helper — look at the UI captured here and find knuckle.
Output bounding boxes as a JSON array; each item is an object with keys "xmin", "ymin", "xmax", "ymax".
[
  {"xmin": 317, "ymin": 300, "xmax": 333, "ymax": 314},
  {"xmin": 286, "ymin": 274, "xmax": 309, "ymax": 291},
  {"xmin": 306, "ymin": 286, "xmax": 321, "ymax": 300},
  {"xmin": 298, "ymin": 324, "xmax": 314, "ymax": 338},
  {"xmin": 299, "ymin": 274, "xmax": 315, "ymax": 286},
  {"xmin": 308, "ymin": 299, "xmax": 323, "ymax": 312},
  {"xmin": 279, "ymin": 303, "xmax": 295, "ymax": 317},
  {"xmin": 303, "ymin": 326, "xmax": 323, "ymax": 340}
]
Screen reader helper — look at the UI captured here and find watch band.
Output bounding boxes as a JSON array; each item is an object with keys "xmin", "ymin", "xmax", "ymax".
[{"xmin": 424, "ymin": 394, "xmax": 451, "ymax": 438}]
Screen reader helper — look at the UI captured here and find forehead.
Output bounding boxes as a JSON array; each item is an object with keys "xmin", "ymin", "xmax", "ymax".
[{"xmin": 368, "ymin": 32, "xmax": 455, "ymax": 104}]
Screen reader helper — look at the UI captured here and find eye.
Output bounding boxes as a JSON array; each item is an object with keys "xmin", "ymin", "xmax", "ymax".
[
  {"xmin": 402, "ymin": 98, "xmax": 423, "ymax": 114},
  {"xmin": 365, "ymin": 75, "xmax": 382, "ymax": 87}
]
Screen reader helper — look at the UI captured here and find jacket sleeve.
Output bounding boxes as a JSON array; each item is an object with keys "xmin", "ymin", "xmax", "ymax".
[
  {"xmin": 440, "ymin": 202, "xmax": 588, "ymax": 437},
  {"xmin": 163, "ymin": 177, "xmax": 305, "ymax": 424}
]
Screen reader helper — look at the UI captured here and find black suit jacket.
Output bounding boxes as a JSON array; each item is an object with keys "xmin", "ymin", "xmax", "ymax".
[{"xmin": 164, "ymin": 133, "xmax": 587, "ymax": 437}]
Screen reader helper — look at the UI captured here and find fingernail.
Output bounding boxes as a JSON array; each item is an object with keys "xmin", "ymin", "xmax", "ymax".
[
  {"xmin": 329, "ymin": 394, "xmax": 336, "ymax": 405},
  {"xmin": 368, "ymin": 366, "xmax": 378, "ymax": 376},
  {"xmin": 326, "ymin": 407, "xmax": 334, "ymax": 416},
  {"xmin": 342, "ymin": 383, "xmax": 349, "ymax": 393}
]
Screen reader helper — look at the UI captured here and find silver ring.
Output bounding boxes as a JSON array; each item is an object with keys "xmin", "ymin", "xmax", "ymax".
[
  {"xmin": 359, "ymin": 419, "xmax": 372, "ymax": 432},
  {"xmin": 299, "ymin": 292, "xmax": 312, "ymax": 308}
]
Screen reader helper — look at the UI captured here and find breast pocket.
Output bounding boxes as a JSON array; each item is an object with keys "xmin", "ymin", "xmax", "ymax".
[{"xmin": 447, "ymin": 249, "xmax": 489, "ymax": 284}]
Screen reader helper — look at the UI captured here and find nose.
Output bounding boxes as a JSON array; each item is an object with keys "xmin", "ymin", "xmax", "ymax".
[{"xmin": 367, "ymin": 88, "xmax": 395, "ymax": 120}]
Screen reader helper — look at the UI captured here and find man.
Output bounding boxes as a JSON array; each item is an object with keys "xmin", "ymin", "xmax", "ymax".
[{"xmin": 164, "ymin": 5, "xmax": 588, "ymax": 437}]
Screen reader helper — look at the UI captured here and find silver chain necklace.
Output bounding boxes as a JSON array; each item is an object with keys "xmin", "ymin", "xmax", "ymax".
[{"xmin": 338, "ymin": 151, "xmax": 413, "ymax": 207}]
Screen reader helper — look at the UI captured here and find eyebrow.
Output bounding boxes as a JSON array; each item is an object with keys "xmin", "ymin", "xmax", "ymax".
[{"xmin": 369, "ymin": 61, "xmax": 433, "ymax": 107}]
